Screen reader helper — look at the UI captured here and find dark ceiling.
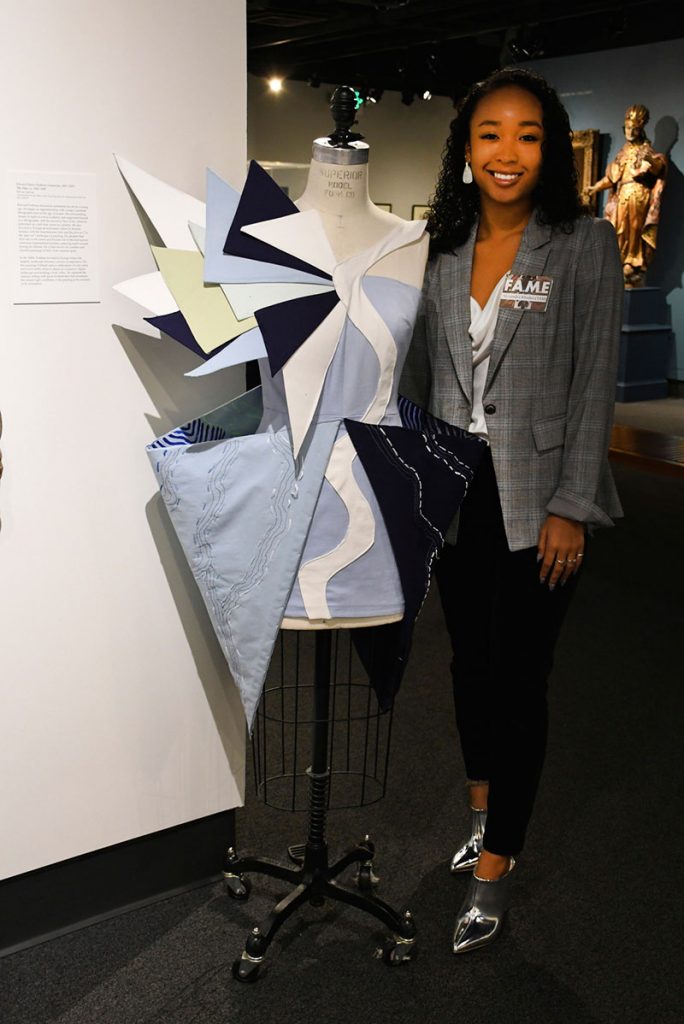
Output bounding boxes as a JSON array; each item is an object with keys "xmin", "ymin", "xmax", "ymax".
[{"xmin": 247, "ymin": 0, "xmax": 682, "ymax": 103}]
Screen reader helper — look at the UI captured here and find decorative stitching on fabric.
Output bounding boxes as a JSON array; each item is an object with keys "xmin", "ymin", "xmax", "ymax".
[
  {"xmin": 157, "ymin": 449, "xmax": 182, "ymax": 512},
  {"xmin": 422, "ymin": 431, "xmax": 471, "ymax": 484},
  {"xmin": 194, "ymin": 432, "xmax": 293, "ymax": 688},
  {"xmin": 377, "ymin": 426, "xmax": 444, "ymax": 545},
  {"xmin": 371, "ymin": 425, "xmax": 442, "ymax": 621}
]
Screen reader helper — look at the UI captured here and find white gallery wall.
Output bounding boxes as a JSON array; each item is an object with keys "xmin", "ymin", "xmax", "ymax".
[{"xmin": 0, "ymin": 0, "xmax": 247, "ymax": 880}]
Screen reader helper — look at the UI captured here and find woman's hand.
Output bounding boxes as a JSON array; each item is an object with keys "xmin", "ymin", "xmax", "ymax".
[{"xmin": 537, "ymin": 514, "xmax": 585, "ymax": 589}]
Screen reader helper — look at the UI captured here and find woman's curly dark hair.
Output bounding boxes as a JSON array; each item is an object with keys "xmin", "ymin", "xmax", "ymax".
[{"xmin": 426, "ymin": 66, "xmax": 587, "ymax": 256}]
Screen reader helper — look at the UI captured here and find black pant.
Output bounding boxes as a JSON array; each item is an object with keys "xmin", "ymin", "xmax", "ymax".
[{"xmin": 435, "ymin": 447, "xmax": 582, "ymax": 856}]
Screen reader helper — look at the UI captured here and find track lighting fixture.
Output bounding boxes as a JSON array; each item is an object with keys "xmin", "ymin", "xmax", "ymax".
[{"xmin": 500, "ymin": 24, "xmax": 545, "ymax": 64}]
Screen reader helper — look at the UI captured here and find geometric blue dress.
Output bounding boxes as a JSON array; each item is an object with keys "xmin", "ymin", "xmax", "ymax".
[{"xmin": 118, "ymin": 159, "xmax": 486, "ymax": 729}]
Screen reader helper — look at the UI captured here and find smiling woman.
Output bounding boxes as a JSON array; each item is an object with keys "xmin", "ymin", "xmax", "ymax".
[
  {"xmin": 466, "ymin": 86, "xmax": 544, "ymax": 202},
  {"xmin": 400, "ymin": 67, "xmax": 624, "ymax": 954},
  {"xmin": 464, "ymin": 85, "xmax": 545, "ymax": 307}
]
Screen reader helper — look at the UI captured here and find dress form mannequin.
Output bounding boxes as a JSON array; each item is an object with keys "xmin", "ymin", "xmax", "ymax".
[
  {"xmin": 281, "ymin": 88, "xmax": 428, "ymax": 631},
  {"xmin": 295, "ymin": 143, "xmax": 426, "ymax": 286},
  {"xmin": 295, "ymin": 87, "xmax": 427, "ymax": 285}
]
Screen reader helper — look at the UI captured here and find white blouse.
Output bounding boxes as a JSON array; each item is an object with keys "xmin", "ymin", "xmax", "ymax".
[{"xmin": 469, "ymin": 272, "xmax": 508, "ymax": 439}]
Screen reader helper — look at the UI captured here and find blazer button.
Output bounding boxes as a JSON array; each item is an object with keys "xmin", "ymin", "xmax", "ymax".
[{"xmin": 484, "ymin": 402, "xmax": 497, "ymax": 415}]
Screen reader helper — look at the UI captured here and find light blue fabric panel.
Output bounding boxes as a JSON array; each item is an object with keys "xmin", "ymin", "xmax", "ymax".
[
  {"xmin": 256, "ymin": 277, "xmax": 418, "ymax": 620},
  {"xmin": 203, "ymin": 169, "xmax": 326, "ymax": 287},
  {"xmin": 282, "ymin": 434, "xmax": 404, "ymax": 619},
  {"xmin": 185, "ymin": 326, "xmax": 267, "ymax": 377},
  {"xmin": 321, "ymin": 277, "xmax": 420, "ymax": 421},
  {"xmin": 257, "ymin": 277, "xmax": 421, "ymax": 430},
  {"xmin": 147, "ymin": 419, "xmax": 339, "ymax": 729}
]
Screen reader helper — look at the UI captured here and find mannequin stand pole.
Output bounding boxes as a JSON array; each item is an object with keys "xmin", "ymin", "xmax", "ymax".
[{"xmin": 226, "ymin": 632, "xmax": 416, "ymax": 982}]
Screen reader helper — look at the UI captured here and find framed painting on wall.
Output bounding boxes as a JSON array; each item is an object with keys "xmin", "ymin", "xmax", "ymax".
[
  {"xmin": 571, "ymin": 129, "xmax": 600, "ymax": 213},
  {"xmin": 411, "ymin": 204, "xmax": 430, "ymax": 221},
  {"xmin": 374, "ymin": 203, "xmax": 392, "ymax": 212}
]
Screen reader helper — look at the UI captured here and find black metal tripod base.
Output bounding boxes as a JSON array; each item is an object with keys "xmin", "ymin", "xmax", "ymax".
[{"xmin": 225, "ymin": 839, "xmax": 417, "ymax": 981}]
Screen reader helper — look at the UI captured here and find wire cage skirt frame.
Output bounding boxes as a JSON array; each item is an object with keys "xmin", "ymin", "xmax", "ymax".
[
  {"xmin": 253, "ymin": 629, "xmax": 394, "ymax": 812},
  {"xmin": 226, "ymin": 628, "xmax": 417, "ymax": 982}
]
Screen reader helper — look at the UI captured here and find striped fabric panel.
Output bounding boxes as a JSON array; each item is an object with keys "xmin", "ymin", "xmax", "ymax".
[
  {"xmin": 148, "ymin": 419, "xmax": 228, "ymax": 450},
  {"xmin": 397, "ymin": 394, "xmax": 469, "ymax": 439}
]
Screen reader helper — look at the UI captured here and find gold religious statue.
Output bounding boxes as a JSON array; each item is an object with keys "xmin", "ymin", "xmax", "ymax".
[{"xmin": 585, "ymin": 104, "xmax": 667, "ymax": 287}]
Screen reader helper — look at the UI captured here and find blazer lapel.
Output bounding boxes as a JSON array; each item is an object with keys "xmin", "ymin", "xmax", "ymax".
[
  {"xmin": 440, "ymin": 222, "xmax": 477, "ymax": 404},
  {"xmin": 485, "ymin": 216, "xmax": 552, "ymax": 389}
]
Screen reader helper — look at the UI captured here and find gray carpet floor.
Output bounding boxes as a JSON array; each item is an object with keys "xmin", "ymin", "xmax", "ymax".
[{"xmin": 1, "ymin": 459, "xmax": 683, "ymax": 1024}]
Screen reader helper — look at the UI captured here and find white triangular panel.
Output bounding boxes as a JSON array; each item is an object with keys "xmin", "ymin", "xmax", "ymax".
[
  {"xmin": 115, "ymin": 154, "xmax": 205, "ymax": 251},
  {"xmin": 113, "ymin": 271, "xmax": 178, "ymax": 315},
  {"xmin": 241, "ymin": 209, "xmax": 336, "ymax": 276}
]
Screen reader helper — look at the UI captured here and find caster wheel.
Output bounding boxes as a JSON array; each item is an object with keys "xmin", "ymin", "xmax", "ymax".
[
  {"xmin": 232, "ymin": 956, "xmax": 261, "ymax": 983},
  {"xmin": 287, "ymin": 843, "xmax": 305, "ymax": 866},
  {"xmin": 356, "ymin": 863, "xmax": 380, "ymax": 892},
  {"xmin": 224, "ymin": 873, "xmax": 251, "ymax": 901},
  {"xmin": 379, "ymin": 938, "xmax": 417, "ymax": 966}
]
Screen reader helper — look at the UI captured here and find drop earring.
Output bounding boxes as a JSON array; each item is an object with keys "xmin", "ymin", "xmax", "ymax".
[{"xmin": 462, "ymin": 161, "xmax": 473, "ymax": 185}]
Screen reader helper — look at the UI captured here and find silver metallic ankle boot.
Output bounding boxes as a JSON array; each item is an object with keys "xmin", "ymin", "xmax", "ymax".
[
  {"xmin": 450, "ymin": 807, "xmax": 487, "ymax": 873},
  {"xmin": 452, "ymin": 858, "xmax": 515, "ymax": 954}
]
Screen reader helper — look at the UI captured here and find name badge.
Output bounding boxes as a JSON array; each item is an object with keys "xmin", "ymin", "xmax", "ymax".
[{"xmin": 500, "ymin": 274, "xmax": 553, "ymax": 312}]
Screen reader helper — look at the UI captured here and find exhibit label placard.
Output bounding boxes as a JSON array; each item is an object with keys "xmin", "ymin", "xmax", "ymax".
[{"xmin": 7, "ymin": 171, "xmax": 100, "ymax": 304}]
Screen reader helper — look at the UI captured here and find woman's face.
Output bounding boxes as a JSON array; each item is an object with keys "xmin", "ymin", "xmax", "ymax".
[{"xmin": 465, "ymin": 85, "xmax": 544, "ymax": 209}]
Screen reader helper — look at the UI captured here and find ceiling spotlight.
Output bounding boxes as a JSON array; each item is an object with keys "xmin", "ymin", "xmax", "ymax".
[
  {"xmin": 268, "ymin": 76, "xmax": 283, "ymax": 93},
  {"xmin": 367, "ymin": 87, "xmax": 384, "ymax": 104},
  {"xmin": 422, "ymin": 89, "xmax": 432, "ymax": 101},
  {"xmin": 501, "ymin": 24, "xmax": 545, "ymax": 63},
  {"xmin": 401, "ymin": 89, "xmax": 415, "ymax": 106},
  {"xmin": 426, "ymin": 52, "xmax": 439, "ymax": 76}
]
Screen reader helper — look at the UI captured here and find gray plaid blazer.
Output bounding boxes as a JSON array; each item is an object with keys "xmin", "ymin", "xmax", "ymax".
[{"xmin": 400, "ymin": 214, "xmax": 624, "ymax": 551}]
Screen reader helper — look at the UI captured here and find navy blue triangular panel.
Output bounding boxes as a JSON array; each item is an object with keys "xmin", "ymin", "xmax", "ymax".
[
  {"xmin": 344, "ymin": 418, "xmax": 487, "ymax": 707},
  {"xmin": 223, "ymin": 161, "xmax": 332, "ymax": 281},
  {"xmin": 255, "ymin": 290, "xmax": 340, "ymax": 376},
  {"xmin": 145, "ymin": 311, "xmax": 228, "ymax": 362}
]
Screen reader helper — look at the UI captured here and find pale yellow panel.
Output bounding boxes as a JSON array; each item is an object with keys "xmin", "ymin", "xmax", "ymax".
[{"xmin": 151, "ymin": 247, "xmax": 256, "ymax": 354}]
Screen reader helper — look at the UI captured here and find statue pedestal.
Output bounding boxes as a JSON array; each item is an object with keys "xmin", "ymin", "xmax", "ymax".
[{"xmin": 616, "ymin": 287, "xmax": 673, "ymax": 402}]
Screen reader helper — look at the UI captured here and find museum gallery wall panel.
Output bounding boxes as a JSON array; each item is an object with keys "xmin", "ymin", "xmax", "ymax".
[
  {"xmin": 527, "ymin": 37, "xmax": 684, "ymax": 380},
  {"xmin": 0, "ymin": 0, "xmax": 247, "ymax": 880}
]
